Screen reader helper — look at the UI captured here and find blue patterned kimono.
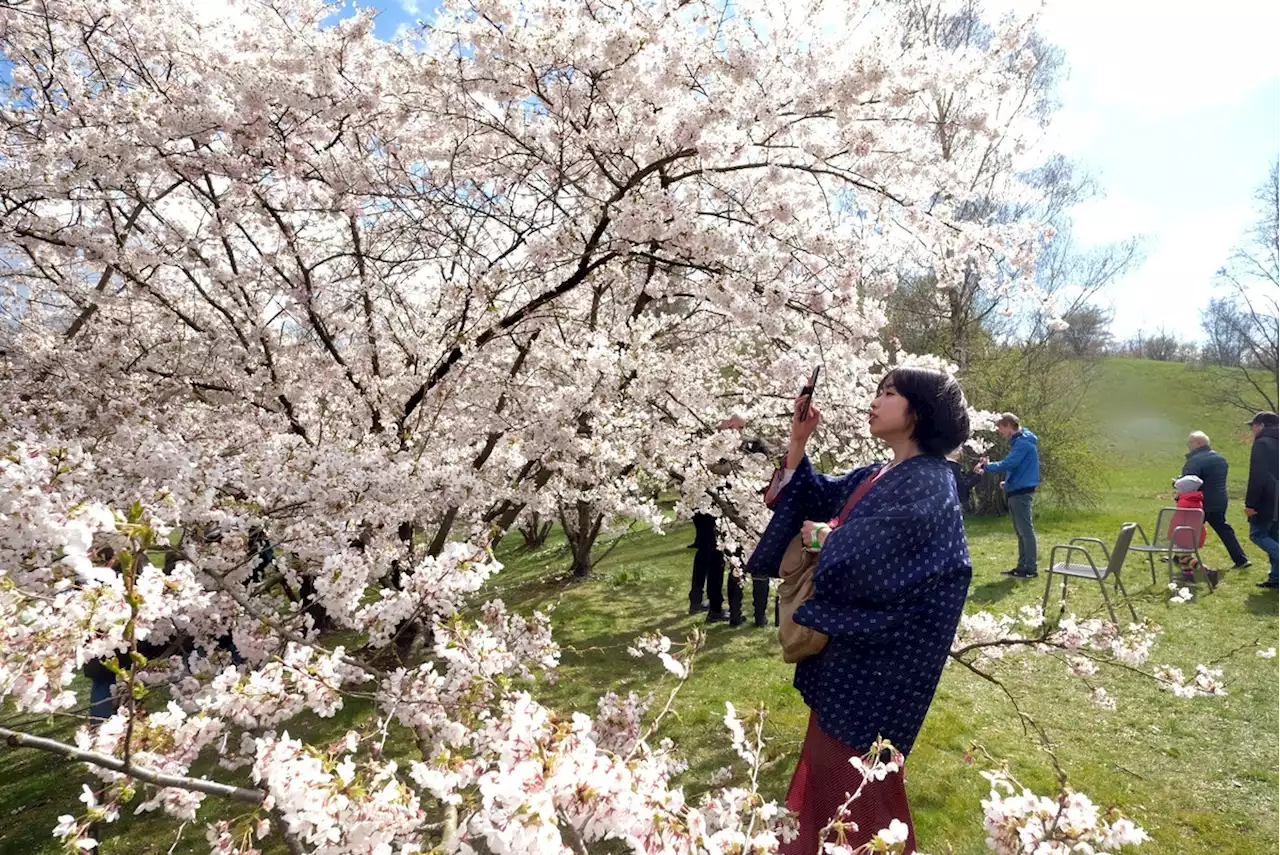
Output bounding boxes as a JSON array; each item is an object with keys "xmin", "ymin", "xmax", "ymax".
[{"xmin": 746, "ymin": 454, "xmax": 971, "ymax": 755}]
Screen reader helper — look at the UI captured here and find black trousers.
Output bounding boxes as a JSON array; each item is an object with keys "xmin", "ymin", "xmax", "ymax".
[
  {"xmin": 692, "ymin": 544, "xmax": 722, "ymax": 609},
  {"xmin": 728, "ymin": 573, "xmax": 775, "ymax": 625},
  {"xmin": 1204, "ymin": 509, "xmax": 1249, "ymax": 565},
  {"xmin": 695, "ymin": 544, "xmax": 776, "ymax": 625}
]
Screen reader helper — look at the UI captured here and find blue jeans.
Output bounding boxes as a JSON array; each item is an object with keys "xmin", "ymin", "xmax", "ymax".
[
  {"xmin": 1008, "ymin": 492, "xmax": 1038, "ymax": 572},
  {"xmin": 1250, "ymin": 518, "xmax": 1279, "ymax": 584}
]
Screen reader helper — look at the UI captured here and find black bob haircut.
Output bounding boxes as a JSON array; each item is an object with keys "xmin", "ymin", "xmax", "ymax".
[{"xmin": 876, "ymin": 366, "xmax": 970, "ymax": 456}]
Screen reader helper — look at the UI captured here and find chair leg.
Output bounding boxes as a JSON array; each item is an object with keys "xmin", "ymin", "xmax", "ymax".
[
  {"xmin": 1146, "ymin": 553, "xmax": 1156, "ymax": 586},
  {"xmin": 1195, "ymin": 547, "xmax": 1215, "ymax": 592},
  {"xmin": 1095, "ymin": 574, "xmax": 1120, "ymax": 625},
  {"xmin": 1059, "ymin": 575, "xmax": 1069, "ymax": 614},
  {"xmin": 1114, "ymin": 574, "xmax": 1138, "ymax": 623},
  {"xmin": 1042, "ymin": 572, "xmax": 1053, "ymax": 618}
]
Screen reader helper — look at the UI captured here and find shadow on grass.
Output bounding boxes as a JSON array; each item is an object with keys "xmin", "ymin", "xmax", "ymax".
[
  {"xmin": 968, "ymin": 576, "xmax": 1018, "ymax": 605},
  {"xmin": 1245, "ymin": 590, "xmax": 1279, "ymax": 617},
  {"xmin": 562, "ymin": 612, "xmax": 759, "ymax": 666}
]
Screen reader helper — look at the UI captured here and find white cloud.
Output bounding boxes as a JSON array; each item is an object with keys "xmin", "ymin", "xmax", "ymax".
[
  {"xmin": 1069, "ymin": 194, "xmax": 1162, "ymax": 245},
  {"xmin": 1104, "ymin": 214, "xmax": 1248, "ymax": 339},
  {"xmin": 1037, "ymin": 0, "xmax": 1279, "ymax": 118},
  {"xmin": 1006, "ymin": 0, "xmax": 1280, "ymax": 340}
]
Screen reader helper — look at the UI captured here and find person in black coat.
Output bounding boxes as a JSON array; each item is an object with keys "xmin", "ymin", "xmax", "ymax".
[
  {"xmin": 946, "ymin": 448, "xmax": 980, "ymax": 510},
  {"xmin": 1245, "ymin": 412, "xmax": 1279, "ymax": 589},
  {"xmin": 690, "ymin": 416, "xmax": 775, "ymax": 626},
  {"xmin": 689, "ymin": 511, "xmax": 718, "ymax": 615},
  {"xmin": 1182, "ymin": 431, "xmax": 1250, "ymax": 568}
]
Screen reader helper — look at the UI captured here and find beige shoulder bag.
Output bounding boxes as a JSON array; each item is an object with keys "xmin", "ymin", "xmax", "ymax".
[
  {"xmin": 777, "ymin": 534, "xmax": 827, "ymax": 663},
  {"xmin": 776, "ymin": 464, "xmax": 888, "ymax": 663}
]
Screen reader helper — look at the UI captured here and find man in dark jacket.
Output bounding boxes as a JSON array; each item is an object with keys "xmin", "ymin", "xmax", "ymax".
[
  {"xmin": 1245, "ymin": 412, "xmax": 1279, "ymax": 589},
  {"xmin": 1182, "ymin": 431, "xmax": 1250, "ymax": 568}
]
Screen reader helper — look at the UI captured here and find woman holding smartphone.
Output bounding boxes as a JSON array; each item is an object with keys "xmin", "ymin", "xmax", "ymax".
[{"xmin": 747, "ymin": 366, "xmax": 973, "ymax": 853}]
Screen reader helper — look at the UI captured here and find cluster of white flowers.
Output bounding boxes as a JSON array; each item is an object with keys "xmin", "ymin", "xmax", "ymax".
[
  {"xmin": 981, "ymin": 770, "xmax": 1150, "ymax": 855},
  {"xmin": 76, "ymin": 703, "xmax": 227, "ymax": 820},
  {"xmin": 954, "ymin": 611, "xmax": 1022, "ymax": 662},
  {"xmin": 593, "ymin": 691, "xmax": 654, "ymax": 754},
  {"xmin": 1152, "ymin": 665, "xmax": 1229, "ymax": 698},
  {"xmin": 251, "ymin": 733, "xmax": 426, "ymax": 854},
  {"xmin": 627, "ymin": 631, "xmax": 689, "ymax": 678},
  {"xmin": 52, "ymin": 786, "xmax": 119, "ymax": 852},
  {"xmin": 1090, "ymin": 687, "xmax": 1117, "ymax": 711},
  {"xmin": 206, "ymin": 819, "xmax": 269, "ymax": 855},
  {"xmin": 195, "ymin": 643, "xmax": 363, "ymax": 728}
]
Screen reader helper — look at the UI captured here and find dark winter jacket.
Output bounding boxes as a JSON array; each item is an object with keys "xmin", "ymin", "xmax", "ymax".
[
  {"xmin": 947, "ymin": 459, "xmax": 980, "ymax": 505},
  {"xmin": 1181, "ymin": 445, "xmax": 1231, "ymax": 513},
  {"xmin": 1246, "ymin": 425, "xmax": 1279, "ymax": 522}
]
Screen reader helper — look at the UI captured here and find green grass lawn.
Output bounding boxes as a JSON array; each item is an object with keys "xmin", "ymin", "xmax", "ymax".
[{"xmin": 3, "ymin": 358, "xmax": 1277, "ymax": 854}]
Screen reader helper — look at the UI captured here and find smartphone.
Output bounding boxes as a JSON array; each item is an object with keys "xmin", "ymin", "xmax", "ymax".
[{"xmin": 797, "ymin": 365, "xmax": 821, "ymax": 421}]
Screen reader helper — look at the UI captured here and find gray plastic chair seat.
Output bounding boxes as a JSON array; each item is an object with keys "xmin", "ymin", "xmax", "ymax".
[
  {"xmin": 1043, "ymin": 524, "xmax": 1139, "ymax": 624},
  {"xmin": 1050, "ymin": 561, "xmax": 1108, "ymax": 579},
  {"xmin": 1129, "ymin": 507, "xmax": 1214, "ymax": 590},
  {"xmin": 1129, "ymin": 543, "xmax": 1196, "ymax": 554}
]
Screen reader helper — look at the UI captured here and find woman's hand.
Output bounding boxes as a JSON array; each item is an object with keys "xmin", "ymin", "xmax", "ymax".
[
  {"xmin": 801, "ymin": 520, "xmax": 831, "ymax": 551},
  {"xmin": 786, "ymin": 395, "xmax": 821, "ymax": 469}
]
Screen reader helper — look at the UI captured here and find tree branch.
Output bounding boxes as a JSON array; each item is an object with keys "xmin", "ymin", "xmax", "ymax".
[{"xmin": 0, "ymin": 726, "xmax": 265, "ymax": 804}]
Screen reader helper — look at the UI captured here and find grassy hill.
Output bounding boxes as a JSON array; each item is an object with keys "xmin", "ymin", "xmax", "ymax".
[
  {"xmin": 2, "ymin": 357, "xmax": 1277, "ymax": 855},
  {"xmin": 1075, "ymin": 358, "xmax": 1266, "ymax": 512}
]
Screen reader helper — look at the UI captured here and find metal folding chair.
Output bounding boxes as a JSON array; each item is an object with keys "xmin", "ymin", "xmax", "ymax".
[
  {"xmin": 1044, "ymin": 523, "xmax": 1140, "ymax": 625},
  {"xmin": 1129, "ymin": 507, "xmax": 1213, "ymax": 590}
]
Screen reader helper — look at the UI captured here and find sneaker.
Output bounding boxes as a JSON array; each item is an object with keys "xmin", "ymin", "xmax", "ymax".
[
  {"xmin": 1207, "ymin": 569, "xmax": 1220, "ymax": 587},
  {"xmin": 1232, "ymin": 560, "xmax": 1252, "ymax": 570},
  {"xmin": 688, "ymin": 601, "xmax": 708, "ymax": 615},
  {"xmin": 1003, "ymin": 568, "xmax": 1039, "ymax": 579},
  {"xmin": 705, "ymin": 610, "xmax": 731, "ymax": 623},
  {"xmin": 728, "ymin": 616, "xmax": 746, "ymax": 627},
  {"xmin": 754, "ymin": 619, "xmax": 769, "ymax": 629},
  {"xmin": 1257, "ymin": 579, "xmax": 1279, "ymax": 589}
]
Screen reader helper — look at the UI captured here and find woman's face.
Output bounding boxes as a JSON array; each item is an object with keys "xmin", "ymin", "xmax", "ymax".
[{"xmin": 869, "ymin": 381, "xmax": 915, "ymax": 441}]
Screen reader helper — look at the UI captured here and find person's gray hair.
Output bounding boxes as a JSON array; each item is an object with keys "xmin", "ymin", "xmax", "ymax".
[{"xmin": 1188, "ymin": 431, "xmax": 1210, "ymax": 448}]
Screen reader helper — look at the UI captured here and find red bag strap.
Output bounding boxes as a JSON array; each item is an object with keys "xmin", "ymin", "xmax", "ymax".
[{"xmin": 832, "ymin": 465, "xmax": 889, "ymax": 527}]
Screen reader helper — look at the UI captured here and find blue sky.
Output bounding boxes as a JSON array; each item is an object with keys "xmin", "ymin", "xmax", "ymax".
[
  {"xmin": 363, "ymin": 0, "xmax": 1278, "ymax": 342},
  {"xmin": 1031, "ymin": 0, "xmax": 1280, "ymax": 342}
]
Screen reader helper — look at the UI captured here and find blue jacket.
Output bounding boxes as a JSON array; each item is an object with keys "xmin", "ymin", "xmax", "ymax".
[
  {"xmin": 984, "ymin": 429, "xmax": 1040, "ymax": 494},
  {"xmin": 745, "ymin": 455, "xmax": 971, "ymax": 755}
]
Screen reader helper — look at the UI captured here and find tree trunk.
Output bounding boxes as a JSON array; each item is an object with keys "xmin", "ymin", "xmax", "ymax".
[
  {"xmin": 518, "ymin": 512, "xmax": 553, "ymax": 549},
  {"xmin": 559, "ymin": 500, "xmax": 603, "ymax": 578}
]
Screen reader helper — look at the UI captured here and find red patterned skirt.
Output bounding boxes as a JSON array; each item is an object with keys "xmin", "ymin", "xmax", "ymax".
[{"xmin": 780, "ymin": 712, "xmax": 917, "ymax": 854}]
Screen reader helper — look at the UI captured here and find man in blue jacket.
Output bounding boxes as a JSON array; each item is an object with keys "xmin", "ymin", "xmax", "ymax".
[{"xmin": 976, "ymin": 413, "xmax": 1041, "ymax": 578}]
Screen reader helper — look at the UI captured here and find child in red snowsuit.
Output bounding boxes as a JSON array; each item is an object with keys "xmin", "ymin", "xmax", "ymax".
[{"xmin": 1170, "ymin": 475, "xmax": 1216, "ymax": 584}]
